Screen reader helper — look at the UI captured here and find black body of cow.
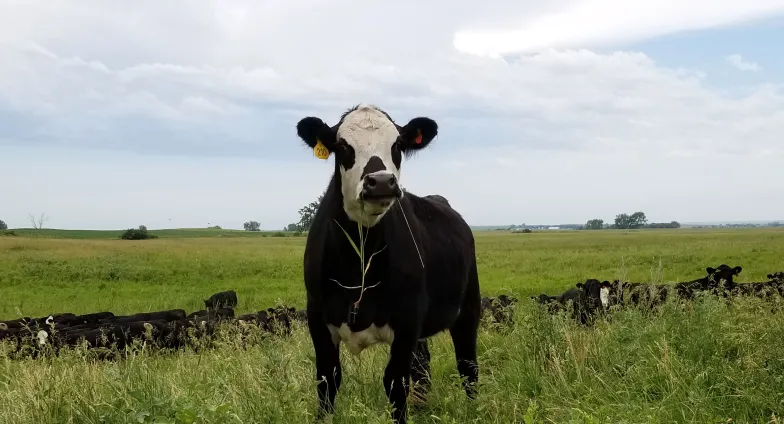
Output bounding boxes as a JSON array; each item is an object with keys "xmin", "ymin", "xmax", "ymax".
[
  {"xmin": 607, "ymin": 280, "xmax": 669, "ymax": 309},
  {"xmin": 296, "ymin": 106, "xmax": 481, "ymax": 424},
  {"xmin": 105, "ymin": 309, "xmax": 186, "ymax": 324},
  {"xmin": 674, "ymin": 264, "xmax": 742, "ymax": 300},
  {"xmin": 480, "ymin": 294, "xmax": 518, "ymax": 326},
  {"xmin": 204, "ymin": 290, "xmax": 238, "ymax": 310}
]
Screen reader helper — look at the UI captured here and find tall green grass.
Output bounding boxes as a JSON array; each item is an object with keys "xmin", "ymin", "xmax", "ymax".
[
  {"xmin": 1, "ymin": 297, "xmax": 782, "ymax": 423},
  {"xmin": 1, "ymin": 228, "xmax": 783, "ymax": 423}
]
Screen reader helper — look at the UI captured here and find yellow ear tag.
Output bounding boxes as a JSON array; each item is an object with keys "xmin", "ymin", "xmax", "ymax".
[{"xmin": 314, "ymin": 138, "xmax": 330, "ymax": 160}]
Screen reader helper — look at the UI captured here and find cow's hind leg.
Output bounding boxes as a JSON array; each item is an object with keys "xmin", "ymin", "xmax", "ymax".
[
  {"xmin": 409, "ymin": 339, "xmax": 431, "ymax": 408},
  {"xmin": 449, "ymin": 263, "xmax": 481, "ymax": 398}
]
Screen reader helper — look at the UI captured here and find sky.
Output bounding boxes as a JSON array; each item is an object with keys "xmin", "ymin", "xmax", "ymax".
[{"xmin": 1, "ymin": 0, "xmax": 783, "ymax": 230}]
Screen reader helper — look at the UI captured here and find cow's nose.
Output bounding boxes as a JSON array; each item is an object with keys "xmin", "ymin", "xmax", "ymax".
[{"xmin": 362, "ymin": 173, "xmax": 399, "ymax": 199}]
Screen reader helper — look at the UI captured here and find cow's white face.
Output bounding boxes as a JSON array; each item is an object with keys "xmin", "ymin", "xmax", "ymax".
[
  {"xmin": 599, "ymin": 287, "xmax": 609, "ymax": 307},
  {"xmin": 296, "ymin": 104, "xmax": 438, "ymax": 227}
]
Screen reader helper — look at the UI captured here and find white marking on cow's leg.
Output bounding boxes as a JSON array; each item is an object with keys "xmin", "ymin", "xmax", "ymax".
[{"xmin": 45, "ymin": 316, "xmax": 54, "ymax": 326}]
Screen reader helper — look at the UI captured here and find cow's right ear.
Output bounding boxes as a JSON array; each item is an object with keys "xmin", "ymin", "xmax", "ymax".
[
  {"xmin": 576, "ymin": 283, "xmax": 584, "ymax": 288},
  {"xmin": 706, "ymin": 267, "xmax": 716, "ymax": 275},
  {"xmin": 768, "ymin": 274, "xmax": 774, "ymax": 279},
  {"xmin": 296, "ymin": 117, "xmax": 337, "ymax": 151}
]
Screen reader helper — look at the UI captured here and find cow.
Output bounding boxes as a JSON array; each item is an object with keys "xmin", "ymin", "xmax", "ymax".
[
  {"xmin": 480, "ymin": 294, "xmax": 518, "ymax": 326},
  {"xmin": 294, "ymin": 104, "xmax": 481, "ymax": 424},
  {"xmin": 674, "ymin": 264, "xmax": 742, "ymax": 300},
  {"xmin": 103, "ymin": 309, "xmax": 186, "ymax": 324},
  {"xmin": 204, "ymin": 290, "xmax": 238, "ymax": 310},
  {"xmin": 607, "ymin": 280, "xmax": 669, "ymax": 309}
]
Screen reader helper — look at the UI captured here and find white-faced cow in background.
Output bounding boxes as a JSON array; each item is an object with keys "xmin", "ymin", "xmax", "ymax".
[{"xmin": 295, "ymin": 104, "xmax": 481, "ymax": 424}]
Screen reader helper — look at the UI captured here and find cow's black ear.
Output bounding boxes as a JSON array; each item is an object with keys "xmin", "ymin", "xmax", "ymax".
[
  {"xmin": 576, "ymin": 283, "xmax": 584, "ymax": 288},
  {"xmin": 768, "ymin": 273, "xmax": 774, "ymax": 279},
  {"xmin": 732, "ymin": 266, "xmax": 742, "ymax": 275},
  {"xmin": 706, "ymin": 267, "xmax": 716, "ymax": 275},
  {"xmin": 399, "ymin": 117, "xmax": 438, "ymax": 155},
  {"xmin": 296, "ymin": 117, "xmax": 337, "ymax": 150}
]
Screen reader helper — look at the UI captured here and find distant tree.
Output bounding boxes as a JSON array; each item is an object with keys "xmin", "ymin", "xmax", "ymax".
[
  {"xmin": 645, "ymin": 221, "xmax": 681, "ymax": 229},
  {"xmin": 28, "ymin": 212, "xmax": 48, "ymax": 229},
  {"xmin": 0, "ymin": 220, "xmax": 7, "ymax": 230},
  {"xmin": 243, "ymin": 221, "xmax": 261, "ymax": 231},
  {"xmin": 120, "ymin": 225, "xmax": 157, "ymax": 240},
  {"xmin": 613, "ymin": 212, "xmax": 648, "ymax": 229},
  {"xmin": 284, "ymin": 223, "xmax": 300, "ymax": 232},
  {"xmin": 613, "ymin": 213, "xmax": 631, "ymax": 229},
  {"xmin": 584, "ymin": 219, "xmax": 604, "ymax": 230},
  {"xmin": 208, "ymin": 225, "xmax": 222, "ymax": 230},
  {"xmin": 296, "ymin": 190, "xmax": 325, "ymax": 232},
  {"xmin": 629, "ymin": 211, "xmax": 647, "ymax": 228}
]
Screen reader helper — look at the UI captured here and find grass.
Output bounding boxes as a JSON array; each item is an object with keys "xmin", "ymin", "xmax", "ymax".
[{"xmin": 2, "ymin": 228, "xmax": 784, "ymax": 423}]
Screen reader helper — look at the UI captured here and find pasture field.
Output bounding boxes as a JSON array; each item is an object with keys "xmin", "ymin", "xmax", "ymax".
[{"xmin": 1, "ymin": 228, "xmax": 784, "ymax": 423}]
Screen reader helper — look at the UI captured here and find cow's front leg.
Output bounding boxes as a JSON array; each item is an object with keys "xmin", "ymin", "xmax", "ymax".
[
  {"xmin": 409, "ymin": 339, "xmax": 431, "ymax": 408},
  {"xmin": 307, "ymin": 309, "xmax": 341, "ymax": 421},
  {"xmin": 383, "ymin": 332, "xmax": 417, "ymax": 424}
]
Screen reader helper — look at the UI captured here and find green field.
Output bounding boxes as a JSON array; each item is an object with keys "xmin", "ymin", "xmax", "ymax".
[{"xmin": 1, "ymin": 228, "xmax": 784, "ymax": 423}]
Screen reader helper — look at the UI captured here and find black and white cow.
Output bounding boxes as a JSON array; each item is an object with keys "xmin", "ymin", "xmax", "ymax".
[{"xmin": 295, "ymin": 104, "xmax": 481, "ymax": 424}]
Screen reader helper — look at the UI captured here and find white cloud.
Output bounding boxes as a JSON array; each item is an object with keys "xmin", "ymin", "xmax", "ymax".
[
  {"xmin": 453, "ymin": 0, "xmax": 784, "ymax": 56},
  {"xmin": 0, "ymin": 0, "xmax": 783, "ymax": 227},
  {"xmin": 725, "ymin": 54, "xmax": 762, "ymax": 72}
]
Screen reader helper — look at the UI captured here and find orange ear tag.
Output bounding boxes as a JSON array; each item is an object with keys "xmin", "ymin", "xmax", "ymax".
[
  {"xmin": 314, "ymin": 138, "xmax": 330, "ymax": 160},
  {"xmin": 414, "ymin": 130, "xmax": 423, "ymax": 145}
]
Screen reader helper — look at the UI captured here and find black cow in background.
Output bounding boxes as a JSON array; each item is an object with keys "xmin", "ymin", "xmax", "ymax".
[
  {"xmin": 204, "ymin": 290, "xmax": 238, "ymax": 310},
  {"xmin": 674, "ymin": 264, "xmax": 742, "ymax": 300},
  {"xmin": 295, "ymin": 104, "xmax": 481, "ymax": 424}
]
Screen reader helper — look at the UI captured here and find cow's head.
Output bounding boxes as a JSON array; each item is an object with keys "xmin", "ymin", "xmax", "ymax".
[
  {"xmin": 296, "ymin": 104, "xmax": 438, "ymax": 227},
  {"xmin": 707, "ymin": 264, "xmax": 742, "ymax": 288}
]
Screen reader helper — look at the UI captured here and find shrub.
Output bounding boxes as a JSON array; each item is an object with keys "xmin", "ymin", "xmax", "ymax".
[
  {"xmin": 120, "ymin": 225, "xmax": 158, "ymax": 240},
  {"xmin": 0, "ymin": 219, "xmax": 7, "ymax": 230}
]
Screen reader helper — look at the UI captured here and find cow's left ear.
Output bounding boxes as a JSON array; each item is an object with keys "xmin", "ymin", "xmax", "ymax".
[
  {"xmin": 732, "ymin": 266, "xmax": 742, "ymax": 275},
  {"xmin": 399, "ymin": 117, "xmax": 438, "ymax": 155}
]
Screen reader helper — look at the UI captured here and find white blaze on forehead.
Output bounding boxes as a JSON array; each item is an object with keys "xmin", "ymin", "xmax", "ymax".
[{"xmin": 337, "ymin": 105, "xmax": 400, "ymax": 187}]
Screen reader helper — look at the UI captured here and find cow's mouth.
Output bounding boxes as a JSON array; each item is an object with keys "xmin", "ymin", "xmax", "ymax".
[{"xmin": 359, "ymin": 197, "xmax": 396, "ymax": 216}]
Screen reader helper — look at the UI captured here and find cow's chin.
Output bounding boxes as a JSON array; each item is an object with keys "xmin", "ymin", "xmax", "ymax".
[
  {"xmin": 343, "ymin": 197, "xmax": 396, "ymax": 227},
  {"xmin": 361, "ymin": 198, "xmax": 395, "ymax": 217}
]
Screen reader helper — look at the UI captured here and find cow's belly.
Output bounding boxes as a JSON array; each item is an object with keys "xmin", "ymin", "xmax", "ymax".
[{"xmin": 327, "ymin": 323, "xmax": 395, "ymax": 356}]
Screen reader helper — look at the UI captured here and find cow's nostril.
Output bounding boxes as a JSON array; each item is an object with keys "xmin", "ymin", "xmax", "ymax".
[
  {"xmin": 388, "ymin": 175, "xmax": 396, "ymax": 186},
  {"xmin": 366, "ymin": 176, "xmax": 376, "ymax": 187}
]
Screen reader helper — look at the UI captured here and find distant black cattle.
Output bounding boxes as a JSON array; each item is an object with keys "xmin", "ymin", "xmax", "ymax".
[
  {"xmin": 105, "ymin": 309, "xmax": 186, "ymax": 324},
  {"xmin": 204, "ymin": 290, "xmax": 238, "ymax": 310},
  {"xmin": 480, "ymin": 294, "xmax": 518, "ymax": 326},
  {"xmin": 295, "ymin": 104, "xmax": 481, "ymax": 424},
  {"xmin": 606, "ymin": 280, "xmax": 669, "ymax": 309},
  {"xmin": 674, "ymin": 264, "xmax": 742, "ymax": 300}
]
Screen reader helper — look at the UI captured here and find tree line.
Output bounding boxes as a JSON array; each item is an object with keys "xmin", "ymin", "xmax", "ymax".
[{"xmin": 584, "ymin": 212, "xmax": 680, "ymax": 230}]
